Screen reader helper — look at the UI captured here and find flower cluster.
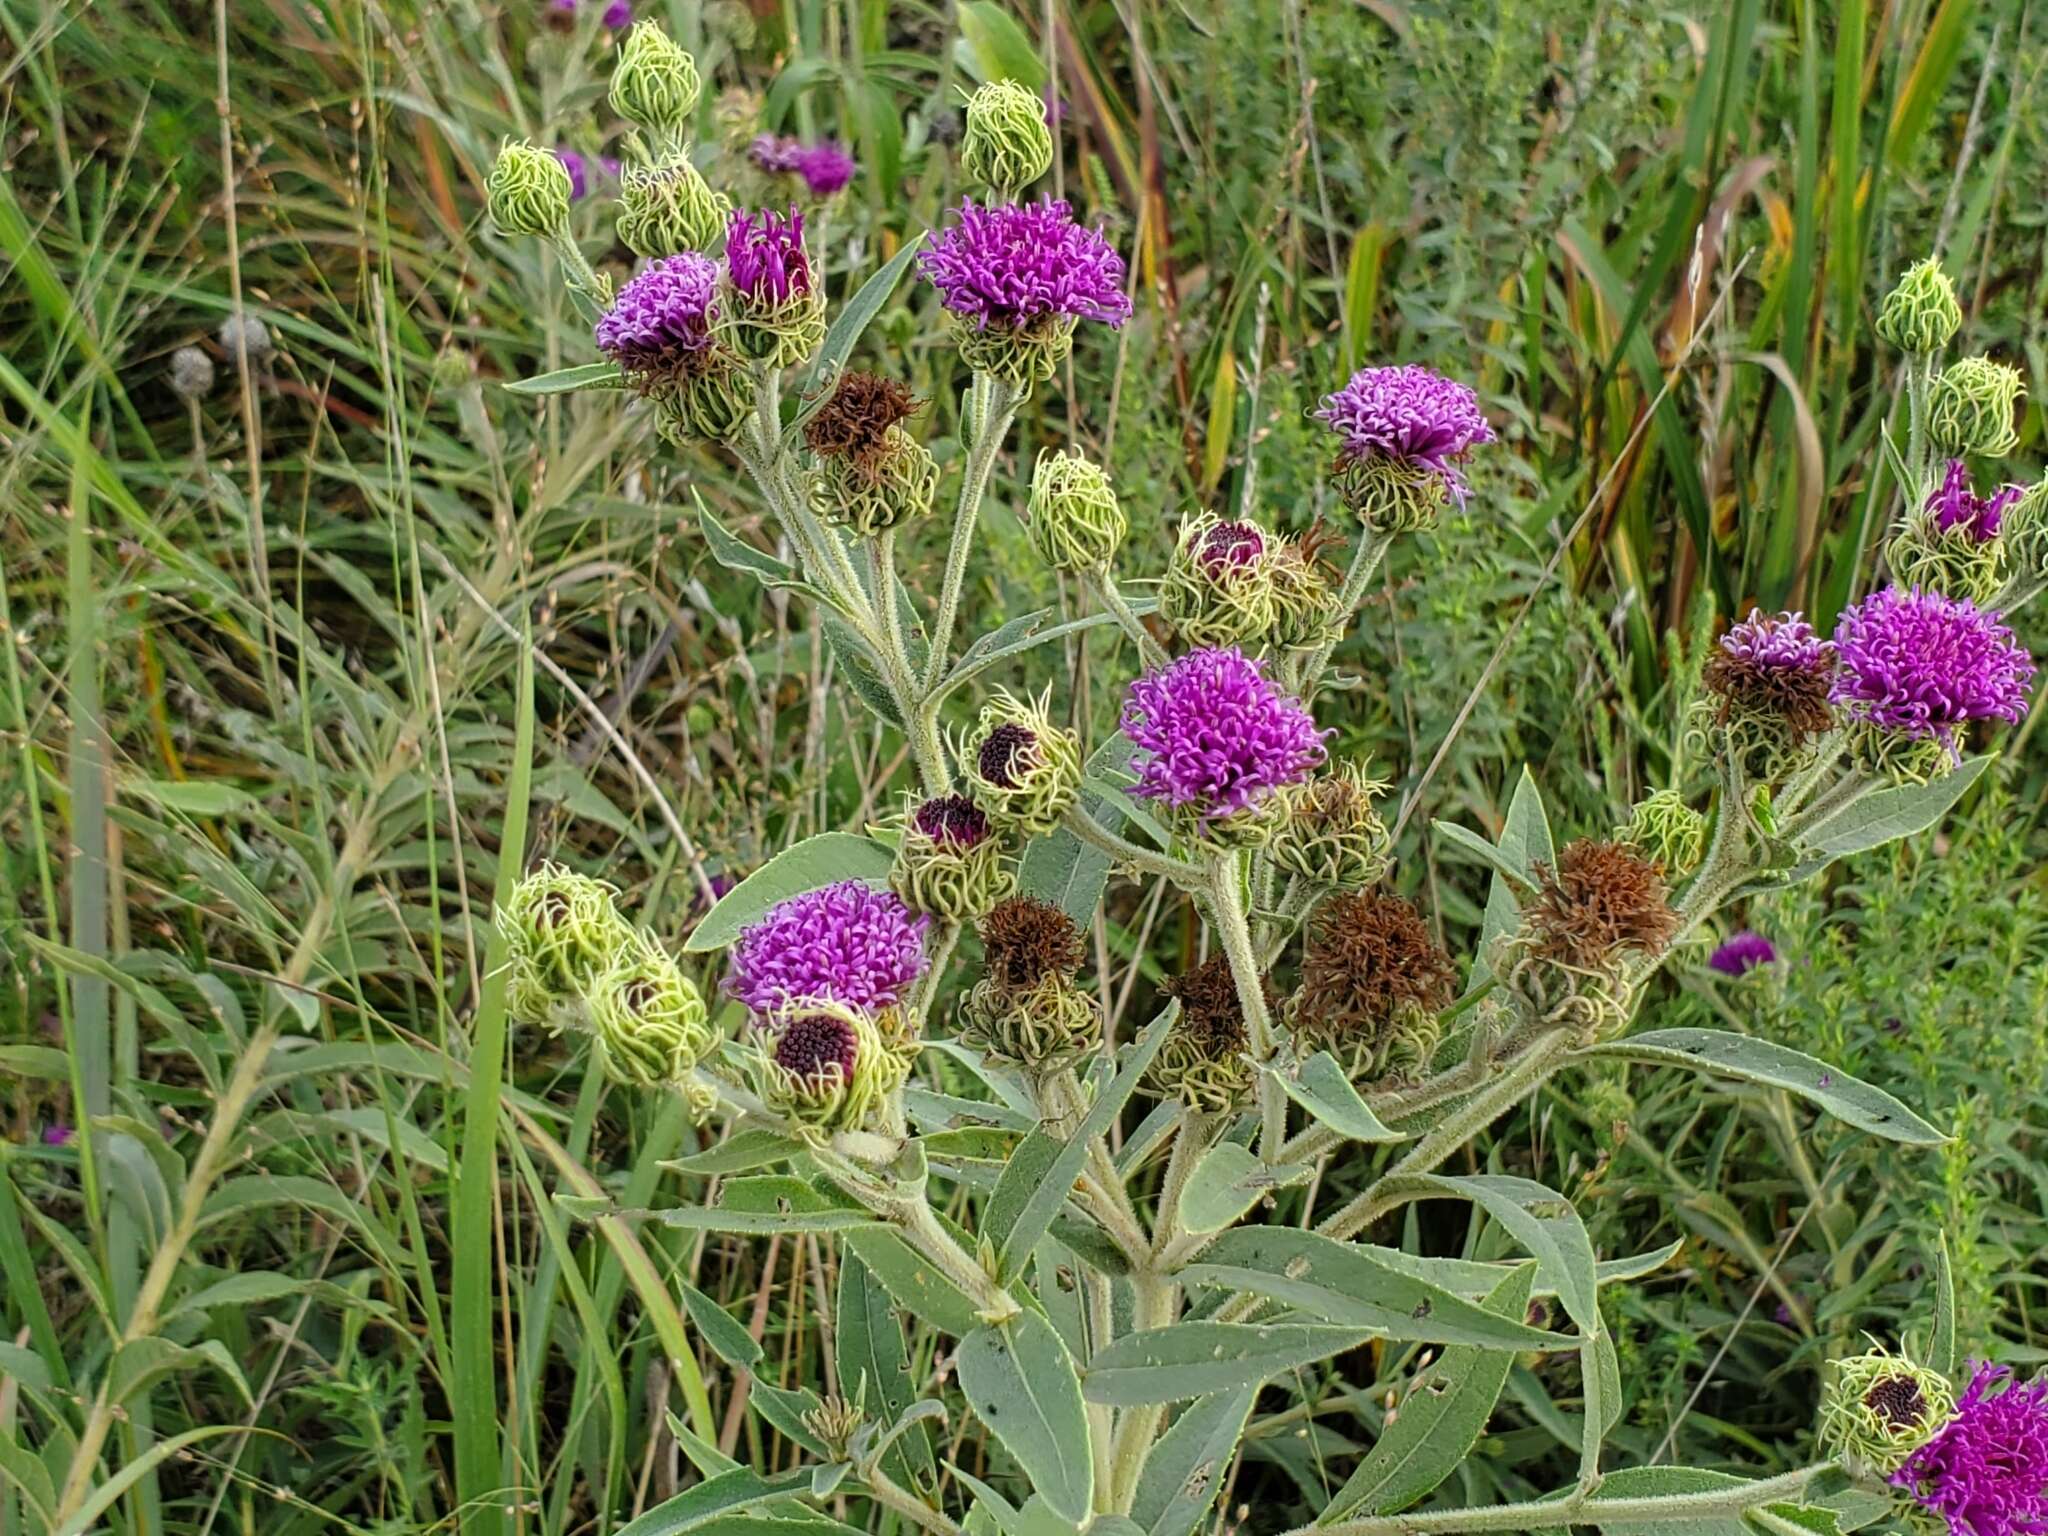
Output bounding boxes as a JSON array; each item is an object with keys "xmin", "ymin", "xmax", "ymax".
[
  {"xmin": 1831, "ymin": 587, "xmax": 2033, "ymax": 761},
  {"xmin": 1146, "ymin": 955, "xmax": 1263, "ymax": 1111},
  {"xmin": 891, "ymin": 793, "xmax": 1012, "ymax": 923},
  {"xmin": 1316, "ymin": 363, "xmax": 1493, "ymax": 520},
  {"xmin": 1121, "ymin": 648, "xmax": 1327, "ymax": 839},
  {"xmin": 724, "ymin": 880, "xmax": 930, "ymax": 1015},
  {"xmin": 1893, "ymin": 1363, "xmax": 2048, "ymax": 1536},
  {"xmin": 594, "ymin": 253, "xmax": 719, "ymax": 374},
  {"xmin": 1525, "ymin": 839, "xmax": 1678, "ymax": 972}
]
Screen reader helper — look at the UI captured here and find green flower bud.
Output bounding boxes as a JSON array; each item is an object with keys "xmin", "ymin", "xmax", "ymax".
[
  {"xmin": 1267, "ymin": 759, "xmax": 1393, "ymax": 892},
  {"xmin": 1616, "ymin": 788, "xmax": 1707, "ymax": 876},
  {"xmin": 889, "ymin": 794, "xmax": 1016, "ymax": 924},
  {"xmin": 1026, "ymin": 449, "xmax": 1125, "ymax": 572},
  {"xmin": 961, "ymin": 972, "xmax": 1102, "ymax": 1074},
  {"xmin": 1876, "ymin": 258, "xmax": 1963, "ymax": 355},
  {"xmin": 584, "ymin": 933, "xmax": 717, "ymax": 1088},
  {"xmin": 617, "ymin": 157, "xmax": 729, "ymax": 257},
  {"xmin": 749, "ymin": 1001, "xmax": 907, "ymax": 1135},
  {"xmin": 1265, "ymin": 532, "xmax": 1344, "ymax": 651},
  {"xmin": 1817, "ymin": 1349, "xmax": 1955, "ymax": 1479},
  {"xmin": 1888, "ymin": 511, "xmax": 2006, "ymax": 606},
  {"xmin": 1844, "ymin": 720, "xmax": 1956, "ymax": 789},
  {"xmin": 957, "ymin": 689, "xmax": 1084, "ymax": 838},
  {"xmin": 1928, "ymin": 356, "xmax": 2024, "ymax": 459},
  {"xmin": 1158, "ymin": 512, "xmax": 1278, "ymax": 650},
  {"xmin": 496, "ymin": 863, "xmax": 635, "ymax": 1015},
  {"xmin": 611, "ymin": 23, "xmax": 702, "ymax": 143},
  {"xmin": 1335, "ymin": 456, "xmax": 1446, "ymax": 534},
  {"xmin": 488, "ymin": 140, "xmax": 574, "ymax": 240},
  {"xmin": 1144, "ymin": 960, "xmax": 1259, "ymax": 1113},
  {"xmin": 948, "ymin": 311, "xmax": 1074, "ymax": 389},
  {"xmin": 653, "ymin": 353, "xmax": 755, "ymax": 444},
  {"xmin": 2002, "ymin": 479, "xmax": 2048, "ymax": 588},
  {"xmin": 800, "ymin": 1394, "xmax": 869, "ymax": 1460},
  {"xmin": 809, "ymin": 429, "xmax": 939, "ymax": 536},
  {"xmin": 960, "ymin": 79, "xmax": 1054, "ymax": 200}
]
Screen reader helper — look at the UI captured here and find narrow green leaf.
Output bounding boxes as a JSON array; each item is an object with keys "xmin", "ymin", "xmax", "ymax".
[
  {"xmin": 837, "ymin": 1250, "xmax": 932, "ymax": 1491},
  {"xmin": 955, "ymin": 1310, "xmax": 1093, "ymax": 1524},
  {"xmin": 503, "ymin": 360, "xmax": 627, "ymax": 395},
  {"xmin": 1181, "ymin": 1229, "xmax": 1559, "ymax": 1352},
  {"xmin": 664, "ymin": 1127, "xmax": 807, "ymax": 1176},
  {"xmin": 1131, "ymin": 1388, "xmax": 1254, "ymax": 1536},
  {"xmin": 844, "ymin": 1227, "xmax": 984, "ymax": 1338},
  {"xmin": 1083, "ymin": 1323, "xmax": 1375, "ymax": 1406},
  {"xmin": 1930, "ymin": 1232, "xmax": 1957, "ymax": 1379},
  {"xmin": 1584, "ymin": 1029, "xmax": 1944, "ymax": 1144},
  {"xmin": 1477, "ymin": 768, "xmax": 1554, "ymax": 980},
  {"xmin": 684, "ymin": 832, "xmax": 895, "ymax": 952},
  {"xmin": 1270, "ymin": 1052, "xmax": 1404, "ymax": 1143},
  {"xmin": 1367, "ymin": 1175, "xmax": 1600, "ymax": 1336},
  {"xmin": 1798, "ymin": 756, "xmax": 1990, "ymax": 863},
  {"xmin": 1320, "ymin": 1265, "xmax": 1534, "ymax": 1521}
]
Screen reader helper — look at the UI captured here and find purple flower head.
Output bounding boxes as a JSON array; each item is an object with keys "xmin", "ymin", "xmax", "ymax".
[
  {"xmin": 547, "ymin": 0, "xmax": 575, "ymax": 14},
  {"xmin": 774, "ymin": 1009, "xmax": 860, "ymax": 1082},
  {"xmin": 1928, "ymin": 459, "xmax": 2022, "ymax": 544},
  {"xmin": 1721, "ymin": 608, "xmax": 1833, "ymax": 672},
  {"xmin": 794, "ymin": 141, "xmax": 856, "ymax": 197},
  {"xmin": 1041, "ymin": 85, "xmax": 1069, "ymax": 124},
  {"xmin": 918, "ymin": 198, "xmax": 1132, "ymax": 331},
  {"xmin": 914, "ymin": 793, "xmax": 992, "ymax": 849},
  {"xmin": 1121, "ymin": 647, "xmax": 1329, "ymax": 821},
  {"xmin": 600, "ymin": 155, "xmax": 622, "ymax": 180},
  {"xmin": 1708, "ymin": 931, "xmax": 1777, "ymax": 977},
  {"xmin": 1893, "ymin": 1362, "xmax": 2048, "ymax": 1536},
  {"xmin": 553, "ymin": 148, "xmax": 589, "ymax": 202},
  {"xmin": 602, "ymin": 0, "xmax": 630, "ymax": 25},
  {"xmin": 594, "ymin": 253, "xmax": 719, "ymax": 371},
  {"xmin": 750, "ymin": 134, "xmax": 802, "ymax": 174},
  {"xmin": 1831, "ymin": 587, "xmax": 2035, "ymax": 748},
  {"xmin": 724, "ymin": 880, "xmax": 930, "ymax": 1015},
  {"xmin": 1315, "ymin": 364, "xmax": 1494, "ymax": 501},
  {"xmin": 725, "ymin": 206, "xmax": 813, "ymax": 306},
  {"xmin": 41, "ymin": 1124, "xmax": 73, "ymax": 1147},
  {"xmin": 1199, "ymin": 520, "xmax": 1265, "ymax": 571}
]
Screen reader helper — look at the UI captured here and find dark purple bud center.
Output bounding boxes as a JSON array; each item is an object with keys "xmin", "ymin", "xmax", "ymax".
[
  {"xmin": 1200, "ymin": 521, "xmax": 1265, "ymax": 570},
  {"xmin": 775, "ymin": 1012, "xmax": 860, "ymax": 1082},
  {"xmin": 978, "ymin": 722, "xmax": 1037, "ymax": 789},
  {"xmin": 1866, "ymin": 1374, "xmax": 1928, "ymax": 1429},
  {"xmin": 915, "ymin": 793, "xmax": 990, "ymax": 848}
]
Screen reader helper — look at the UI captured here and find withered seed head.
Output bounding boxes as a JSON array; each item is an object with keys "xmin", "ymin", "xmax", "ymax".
[
  {"xmin": 979, "ymin": 895, "xmax": 1086, "ymax": 991},
  {"xmin": 1295, "ymin": 889, "xmax": 1457, "ymax": 1036},
  {"xmin": 1702, "ymin": 647, "xmax": 1836, "ymax": 741},
  {"xmin": 803, "ymin": 371, "xmax": 922, "ymax": 474},
  {"xmin": 1162, "ymin": 953, "xmax": 1265, "ymax": 1059},
  {"xmin": 1526, "ymin": 839, "xmax": 1678, "ymax": 969}
]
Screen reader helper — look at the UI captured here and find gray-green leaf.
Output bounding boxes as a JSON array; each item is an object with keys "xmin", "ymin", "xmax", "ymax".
[
  {"xmin": 955, "ymin": 1311, "xmax": 1094, "ymax": 1524},
  {"xmin": 684, "ymin": 832, "xmax": 895, "ymax": 952},
  {"xmin": 1083, "ymin": 1323, "xmax": 1375, "ymax": 1406}
]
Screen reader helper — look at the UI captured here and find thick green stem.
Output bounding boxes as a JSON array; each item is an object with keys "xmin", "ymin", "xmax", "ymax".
[
  {"xmin": 1293, "ymin": 1464, "xmax": 1827, "ymax": 1536},
  {"xmin": 1064, "ymin": 806, "xmax": 1204, "ymax": 888},
  {"xmin": 868, "ymin": 533, "xmax": 947, "ymax": 792},
  {"xmin": 1300, "ymin": 525, "xmax": 1392, "ymax": 689},
  {"xmin": 923, "ymin": 373, "xmax": 1025, "ymax": 692},
  {"xmin": 1207, "ymin": 852, "xmax": 1288, "ymax": 1159}
]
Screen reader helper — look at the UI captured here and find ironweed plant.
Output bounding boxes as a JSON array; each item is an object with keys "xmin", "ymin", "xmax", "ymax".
[{"xmin": 479, "ymin": 31, "xmax": 2048, "ymax": 1536}]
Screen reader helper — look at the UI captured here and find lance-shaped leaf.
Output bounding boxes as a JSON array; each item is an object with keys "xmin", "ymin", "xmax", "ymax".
[
  {"xmin": 981, "ymin": 1006, "xmax": 1173, "ymax": 1272},
  {"xmin": 1179, "ymin": 1143, "xmax": 1311, "ymax": 1234},
  {"xmin": 684, "ymin": 832, "xmax": 895, "ymax": 952},
  {"xmin": 1366, "ymin": 1174, "xmax": 1600, "ymax": 1336},
  {"xmin": 1583, "ymin": 1029, "xmax": 1944, "ymax": 1144},
  {"xmin": 1320, "ymin": 1265, "xmax": 1534, "ymax": 1522},
  {"xmin": 838, "ymin": 1251, "xmax": 932, "ymax": 1491},
  {"xmin": 1131, "ymin": 1388, "xmax": 1255, "ymax": 1536},
  {"xmin": 1477, "ymin": 767, "xmax": 1555, "ymax": 982},
  {"xmin": 1269, "ymin": 1052, "xmax": 1404, "ymax": 1143},
  {"xmin": 1796, "ymin": 754, "xmax": 1990, "ymax": 865},
  {"xmin": 954, "ymin": 1310, "xmax": 1093, "ymax": 1524},
  {"xmin": 504, "ymin": 360, "xmax": 628, "ymax": 395},
  {"xmin": 1180, "ymin": 1228, "xmax": 1560, "ymax": 1352},
  {"xmin": 1083, "ymin": 1323, "xmax": 1375, "ymax": 1406}
]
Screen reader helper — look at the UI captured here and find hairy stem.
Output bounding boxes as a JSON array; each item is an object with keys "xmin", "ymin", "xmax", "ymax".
[
  {"xmin": 1300, "ymin": 524, "xmax": 1392, "ymax": 689},
  {"xmin": 923, "ymin": 373, "xmax": 1025, "ymax": 693},
  {"xmin": 1086, "ymin": 566, "xmax": 1169, "ymax": 669},
  {"xmin": 1292, "ymin": 1464, "xmax": 1827, "ymax": 1536},
  {"xmin": 1064, "ymin": 805, "xmax": 1204, "ymax": 887}
]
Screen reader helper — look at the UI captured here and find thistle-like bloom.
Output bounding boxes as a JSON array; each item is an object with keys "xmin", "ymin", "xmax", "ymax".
[
  {"xmin": 1291, "ymin": 890, "xmax": 1457, "ymax": 1078},
  {"xmin": 1927, "ymin": 459, "xmax": 2021, "ymax": 543},
  {"xmin": 724, "ymin": 879, "xmax": 930, "ymax": 1015},
  {"xmin": 1818, "ymin": 1349, "xmax": 1955, "ymax": 1479},
  {"xmin": 960, "ymin": 690, "xmax": 1084, "ymax": 837},
  {"xmin": 1708, "ymin": 931, "xmax": 1777, "ymax": 977},
  {"xmin": 1121, "ymin": 648, "xmax": 1327, "ymax": 827},
  {"xmin": 794, "ymin": 141, "xmax": 856, "ymax": 196},
  {"xmin": 1876, "ymin": 258, "xmax": 1962, "ymax": 354},
  {"xmin": 915, "ymin": 793, "xmax": 992, "ymax": 848},
  {"xmin": 1893, "ymin": 1362, "xmax": 2048, "ymax": 1536},
  {"xmin": 594, "ymin": 253, "xmax": 719, "ymax": 374},
  {"xmin": 773, "ymin": 1008, "xmax": 860, "ymax": 1083},
  {"xmin": 725, "ymin": 205, "xmax": 813, "ymax": 306},
  {"xmin": 891, "ymin": 793, "xmax": 1012, "ymax": 923},
  {"xmin": 749, "ymin": 134, "xmax": 801, "ymax": 173},
  {"xmin": 919, "ymin": 198, "xmax": 1132, "ymax": 332},
  {"xmin": 1831, "ymin": 587, "xmax": 2034, "ymax": 751},
  {"xmin": 978, "ymin": 895, "xmax": 1087, "ymax": 991},
  {"xmin": 1316, "ymin": 364, "xmax": 1494, "ymax": 504},
  {"xmin": 1525, "ymin": 839, "xmax": 1678, "ymax": 971},
  {"xmin": 1702, "ymin": 608, "xmax": 1838, "ymax": 747},
  {"xmin": 602, "ymin": 0, "xmax": 630, "ymax": 25}
]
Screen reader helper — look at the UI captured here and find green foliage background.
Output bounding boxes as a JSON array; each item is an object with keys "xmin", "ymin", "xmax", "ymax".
[{"xmin": 2, "ymin": 0, "xmax": 2044, "ymax": 1530}]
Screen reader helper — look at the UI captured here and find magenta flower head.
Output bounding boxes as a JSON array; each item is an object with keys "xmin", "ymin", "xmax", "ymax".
[
  {"xmin": 1831, "ymin": 587, "xmax": 2034, "ymax": 764},
  {"xmin": 724, "ymin": 879, "xmax": 931, "ymax": 1015},
  {"xmin": 1927, "ymin": 459, "xmax": 2022, "ymax": 544},
  {"xmin": 794, "ymin": 141, "xmax": 856, "ymax": 196},
  {"xmin": 920, "ymin": 198, "xmax": 1130, "ymax": 384},
  {"xmin": 1200, "ymin": 520, "xmax": 1265, "ymax": 570},
  {"xmin": 725, "ymin": 206, "xmax": 813, "ymax": 306},
  {"xmin": 594, "ymin": 253, "xmax": 718, "ymax": 375},
  {"xmin": 1708, "ymin": 931, "xmax": 1776, "ymax": 977},
  {"xmin": 1893, "ymin": 1362, "xmax": 2048, "ymax": 1536},
  {"xmin": 1316, "ymin": 364, "xmax": 1494, "ymax": 523},
  {"xmin": 602, "ymin": 0, "xmax": 630, "ymax": 25},
  {"xmin": 553, "ymin": 148, "xmax": 590, "ymax": 202},
  {"xmin": 1122, "ymin": 647, "xmax": 1328, "ymax": 844},
  {"xmin": 750, "ymin": 134, "xmax": 801, "ymax": 174}
]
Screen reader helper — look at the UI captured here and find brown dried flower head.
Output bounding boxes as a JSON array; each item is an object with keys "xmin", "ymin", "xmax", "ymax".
[
  {"xmin": 1295, "ymin": 890, "xmax": 1457, "ymax": 1037},
  {"xmin": 1526, "ymin": 838, "xmax": 1679, "ymax": 969},
  {"xmin": 803, "ymin": 371, "xmax": 922, "ymax": 477},
  {"xmin": 1162, "ymin": 953, "xmax": 1278, "ymax": 1060},
  {"xmin": 978, "ymin": 894, "xmax": 1086, "ymax": 991},
  {"xmin": 1701, "ymin": 643, "xmax": 1836, "ymax": 742}
]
